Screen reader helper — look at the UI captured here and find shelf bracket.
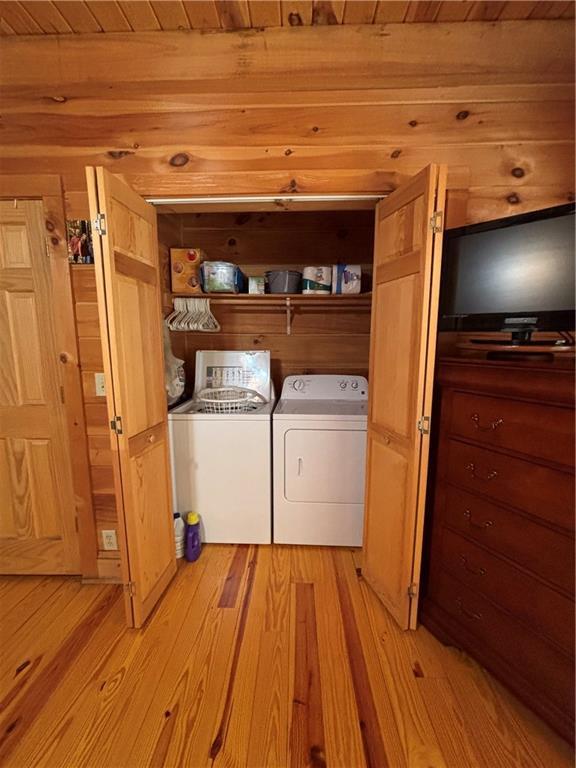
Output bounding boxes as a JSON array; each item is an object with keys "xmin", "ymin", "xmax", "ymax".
[{"xmin": 286, "ymin": 297, "xmax": 292, "ymax": 336}]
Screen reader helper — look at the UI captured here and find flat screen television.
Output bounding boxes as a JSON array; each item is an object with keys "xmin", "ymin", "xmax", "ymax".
[{"xmin": 439, "ymin": 203, "xmax": 575, "ymax": 345}]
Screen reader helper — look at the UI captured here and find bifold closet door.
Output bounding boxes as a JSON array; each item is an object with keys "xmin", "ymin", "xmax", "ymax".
[
  {"xmin": 0, "ymin": 199, "xmax": 81, "ymax": 574},
  {"xmin": 363, "ymin": 164, "xmax": 446, "ymax": 630},
  {"xmin": 87, "ymin": 167, "xmax": 176, "ymax": 628}
]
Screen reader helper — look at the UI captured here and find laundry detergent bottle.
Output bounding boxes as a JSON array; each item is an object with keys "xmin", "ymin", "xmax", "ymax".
[{"xmin": 185, "ymin": 512, "xmax": 202, "ymax": 562}]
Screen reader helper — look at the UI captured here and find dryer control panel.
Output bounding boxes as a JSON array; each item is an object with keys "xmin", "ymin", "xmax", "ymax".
[{"xmin": 281, "ymin": 374, "xmax": 368, "ymax": 400}]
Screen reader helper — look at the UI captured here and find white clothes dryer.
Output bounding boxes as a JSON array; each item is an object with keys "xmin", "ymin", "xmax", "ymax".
[{"xmin": 273, "ymin": 374, "xmax": 368, "ymax": 546}]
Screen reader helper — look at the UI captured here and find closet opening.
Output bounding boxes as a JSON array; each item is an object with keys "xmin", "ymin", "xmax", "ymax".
[{"xmin": 154, "ymin": 197, "xmax": 381, "ymax": 398}]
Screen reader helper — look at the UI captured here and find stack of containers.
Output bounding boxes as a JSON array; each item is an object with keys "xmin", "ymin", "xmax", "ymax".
[{"xmin": 302, "ymin": 266, "xmax": 332, "ymax": 294}]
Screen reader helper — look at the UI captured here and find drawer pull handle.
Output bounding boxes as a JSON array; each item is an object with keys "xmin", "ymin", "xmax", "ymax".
[
  {"xmin": 463, "ymin": 510, "xmax": 493, "ymax": 530},
  {"xmin": 465, "ymin": 462, "xmax": 498, "ymax": 481},
  {"xmin": 456, "ymin": 598, "xmax": 482, "ymax": 621},
  {"xmin": 459, "ymin": 554, "xmax": 486, "ymax": 576},
  {"xmin": 471, "ymin": 413, "xmax": 504, "ymax": 432}
]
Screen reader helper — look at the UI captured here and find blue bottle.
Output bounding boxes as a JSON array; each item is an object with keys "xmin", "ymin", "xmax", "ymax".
[{"xmin": 185, "ymin": 512, "xmax": 202, "ymax": 562}]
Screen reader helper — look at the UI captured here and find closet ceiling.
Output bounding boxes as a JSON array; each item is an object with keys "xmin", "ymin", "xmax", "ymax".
[{"xmin": 0, "ymin": 0, "xmax": 573, "ymax": 35}]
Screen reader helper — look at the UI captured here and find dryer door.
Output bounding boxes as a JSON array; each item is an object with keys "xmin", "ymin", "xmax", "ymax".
[{"xmin": 284, "ymin": 428, "xmax": 366, "ymax": 504}]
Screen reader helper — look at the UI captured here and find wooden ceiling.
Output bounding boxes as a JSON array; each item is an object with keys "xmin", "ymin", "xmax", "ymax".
[{"xmin": 0, "ymin": 1, "xmax": 573, "ymax": 35}]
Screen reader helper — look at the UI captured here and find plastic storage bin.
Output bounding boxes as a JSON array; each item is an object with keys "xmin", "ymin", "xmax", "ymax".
[
  {"xmin": 201, "ymin": 261, "xmax": 244, "ymax": 293},
  {"xmin": 266, "ymin": 270, "xmax": 302, "ymax": 294}
]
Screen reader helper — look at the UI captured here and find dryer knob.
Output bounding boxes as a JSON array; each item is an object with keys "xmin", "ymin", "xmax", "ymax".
[
  {"xmin": 351, "ymin": 381, "xmax": 359, "ymax": 390},
  {"xmin": 292, "ymin": 378, "xmax": 304, "ymax": 392},
  {"xmin": 339, "ymin": 381, "xmax": 347, "ymax": 390}
]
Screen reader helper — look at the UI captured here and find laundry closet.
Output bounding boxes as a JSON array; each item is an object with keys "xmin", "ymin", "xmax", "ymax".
[
  {"xmin": 161, "ymin": 207, "xmax": 374, "ymax": 550},
  {"xmin": 86, "ymin": 165, "xmax": 445, "ymax": 630}
]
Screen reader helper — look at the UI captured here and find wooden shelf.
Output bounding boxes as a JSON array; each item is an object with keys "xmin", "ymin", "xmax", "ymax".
[
  {"xmin": 168, "ymin": 292, "xmax": 372, "ymax": 335},
  {"xmin": 171, "ymin": 293, "xmax": 372, "ymax": 306}
]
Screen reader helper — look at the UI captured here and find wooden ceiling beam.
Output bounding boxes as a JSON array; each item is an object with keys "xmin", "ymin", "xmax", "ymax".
[{"xmin": 0, "ymin": 22, "xmax": 572, "ymax": 90}]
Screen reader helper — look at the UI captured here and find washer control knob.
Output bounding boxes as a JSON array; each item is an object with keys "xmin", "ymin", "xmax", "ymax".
[
  {"xmin": 292, "ymin": 378, "xmax": 304, "ymax": 392},
  {"xmin": 351, "ymin": 381, "xmax": 359, "ymax": 390},
  {"xmin": 339, "ymin": 381, "xmax": 347, "ymax": 390}
]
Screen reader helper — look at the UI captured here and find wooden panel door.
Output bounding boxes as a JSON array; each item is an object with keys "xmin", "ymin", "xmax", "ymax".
[
  {"xmin": 363, "ymin": 164, "xmax": 446, "ymax": 630},
  {"xmin": 86, "ymin": 167, "xmax": 176, "ymax": 628},
  {"xmin": 0, "ymin": 200, "xmax": 81, "ymax": 574}
]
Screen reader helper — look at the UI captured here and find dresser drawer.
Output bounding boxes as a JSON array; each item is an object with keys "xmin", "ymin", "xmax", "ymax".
[
  {"xmin": 446, "ymin": 440, "xmax": 574, "ymax": 531},
  {"xmin": 442, "ymin": 485, "xmax": 574, "ymax": 593},
  {"xmin": 450, "ymin": 391, "xmax": 574, "ymax": 466},
  {"xmin": 430, "ymin": 569, "xmax": 573, "ymax": 715},
  {"xmin": 438, "ymin": 527, "xmax": 574, "ymax": 654}
]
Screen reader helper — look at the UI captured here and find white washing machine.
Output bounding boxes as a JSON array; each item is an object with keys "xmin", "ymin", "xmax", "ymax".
[
  {"xmin": 273, "ymin": 374, "xmax": 368, "ymax": 546},
  {"xmin": 169, "ymin": 351, "xmax": 273, "ymax": 544}
]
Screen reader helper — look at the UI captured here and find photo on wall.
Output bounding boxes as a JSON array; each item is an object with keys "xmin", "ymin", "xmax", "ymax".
[{"xmin": 66, "ymin": 219, "xmax": 94, "ymax": 264}]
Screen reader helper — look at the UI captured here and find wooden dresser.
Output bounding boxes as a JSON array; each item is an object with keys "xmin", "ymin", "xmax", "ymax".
[{"xmin": 421, "ymin": 357, "xmax": 575, "ymax": 743}]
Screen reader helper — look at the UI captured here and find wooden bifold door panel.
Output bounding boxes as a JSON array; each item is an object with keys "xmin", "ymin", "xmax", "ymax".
[
  {"xmin": 362, "ymin": 164, "xmax": 446, "ymax": 630},
  {"xmin": 0, "ymin": 200, "xmax": 81, "ymax": 574},
  {"xmin": 87, "ymin": 167, "xmax": 176, "ymax": 628}
]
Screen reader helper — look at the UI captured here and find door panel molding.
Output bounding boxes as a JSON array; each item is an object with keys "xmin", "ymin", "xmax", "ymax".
[
  {"xmin": 115, "ymin": 251, "xmax": 157, "ymax": 284},
  {"xmin": 362, "ymin": 164, "xmax": 446, "ymax": 630},
  {"xmin": 87, "ymin": 166, "xmax": 176, "ymax": 628},
  {"xmin": 0, "ymin": 175, "xmax": 97, "ymax": 577}
]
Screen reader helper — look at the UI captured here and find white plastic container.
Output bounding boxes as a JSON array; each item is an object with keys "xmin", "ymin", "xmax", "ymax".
[
  {"xmin": 302, "ymin": 266, "xmax": 331, "ymax": 294},
  {"xmin": 332, "ymin": 264, "xmax": 362, "ymax": 294},
  {"xmin": 174, "ymin": 512, "xmax": 185, "ymax": 558}
]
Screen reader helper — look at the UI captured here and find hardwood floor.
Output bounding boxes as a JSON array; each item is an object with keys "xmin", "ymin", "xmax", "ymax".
[{"xmin": 0, "ymin": 545, "xmax": 572, "ymax": 767}]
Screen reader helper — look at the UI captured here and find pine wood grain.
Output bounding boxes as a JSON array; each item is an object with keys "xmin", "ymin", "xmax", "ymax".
[
  {"xmin": 4, "ymin": 1, "xmax": 574, "ymax": 34},
  {"xmin": 0, "ymin": 21, "xmax": 573, "ymax": 226},
  {"xmin": 0, "ymin": 545, "xmax": 573, "ymax": 766},
  {"xmin": 0, "ymin": 195, "xmax": 88, "ymax": 576},
  {"xmin": 70, "ymin": 263, "xmax": 119, "ymax": 564},
  {"xmin": 291, "ymin": 580, "xmax": 326, "ymax": 768}
]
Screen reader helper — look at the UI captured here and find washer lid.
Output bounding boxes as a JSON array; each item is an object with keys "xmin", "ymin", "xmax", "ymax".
[{"xmin": 273, "ymin": 399, "xmax": 368, "ymax": 418}]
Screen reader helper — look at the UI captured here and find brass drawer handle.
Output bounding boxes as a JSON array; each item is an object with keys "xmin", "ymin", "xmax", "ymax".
[
  {"xmin": 471, "ymin": 413, "xmax": 504, "ymax": 432},
  {"xmin": 459, "ymin": 554, "xmax": 486, "ymax": 576},
  {"xmin": 465, "ymin": 462, "xmax": 498, "ymax": 481},
  {"xmin": 463, "ymin": 510, "xmax": 493, "ymax": 530},
  {"xmin": 455, "ymin": 598, "xmax": 482, "ymax": 621}
]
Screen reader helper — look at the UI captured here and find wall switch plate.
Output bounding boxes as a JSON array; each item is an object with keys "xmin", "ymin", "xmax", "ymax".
[
  {"xmin": 101, "ymin": 529, "xmax": 118, "ymax": 551},
  {"xmin": 94, "ymin": 372, "xmax": 106, "ymax": 397}
]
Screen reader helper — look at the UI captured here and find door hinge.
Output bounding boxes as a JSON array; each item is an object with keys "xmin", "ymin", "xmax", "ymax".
[
  {"xmin": 110, "ymin": 415, "xmax": 123, "ymax": 435},
  {"xmin": 93, "ymin": 213, "xmax": 106, "ymax": 236},
  {"xmin": 124, "ymin": 581, "xmax": 136, "ymax": 598},
  {"xmin": 408, "ymin": 582, "xmax": 419, "ymax": 598},
  {"xmin": 429, "ymin": 210, "xmax": 443, "ymax": 233},
  {"xmin": 417, "ymin": 415, "xmax": 431, "ymax": 435}
]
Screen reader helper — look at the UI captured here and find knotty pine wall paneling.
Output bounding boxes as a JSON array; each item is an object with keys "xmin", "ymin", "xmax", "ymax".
[
  {"xmin": 0, "ymin": 22, "xmax": 573, "ymax": 226},
  {"xmin": 70, "ymin": 265, "xmax": 121, "ymax": 580}
]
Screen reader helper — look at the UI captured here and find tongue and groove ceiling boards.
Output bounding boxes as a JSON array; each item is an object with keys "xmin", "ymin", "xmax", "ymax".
[
  {"xmin": 0, "ymin": 4, "xmax": 573, "ymax": 225},
  {"xmin": 0, "ymin": 2, "xmax": 574, "ymax": 33}
]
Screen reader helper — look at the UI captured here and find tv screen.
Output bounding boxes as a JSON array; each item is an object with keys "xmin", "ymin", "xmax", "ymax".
[{"xmin": 440, "ymin": 204, "xmax": 575, "ymax": 333}]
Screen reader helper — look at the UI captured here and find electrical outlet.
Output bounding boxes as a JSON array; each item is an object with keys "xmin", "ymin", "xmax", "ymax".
[
  {"xmin": 94, "ymin": 372, "xmax": 106, "ymax": 397},
  {"xmin": 101, "ymin": 529, "xmax": 118, "ymax": 551}
]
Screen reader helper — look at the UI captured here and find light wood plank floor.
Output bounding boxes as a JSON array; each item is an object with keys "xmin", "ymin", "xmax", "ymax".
[{"xmin": 0, "ymin": 545, "xmax": 573, "ymax": 768}]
